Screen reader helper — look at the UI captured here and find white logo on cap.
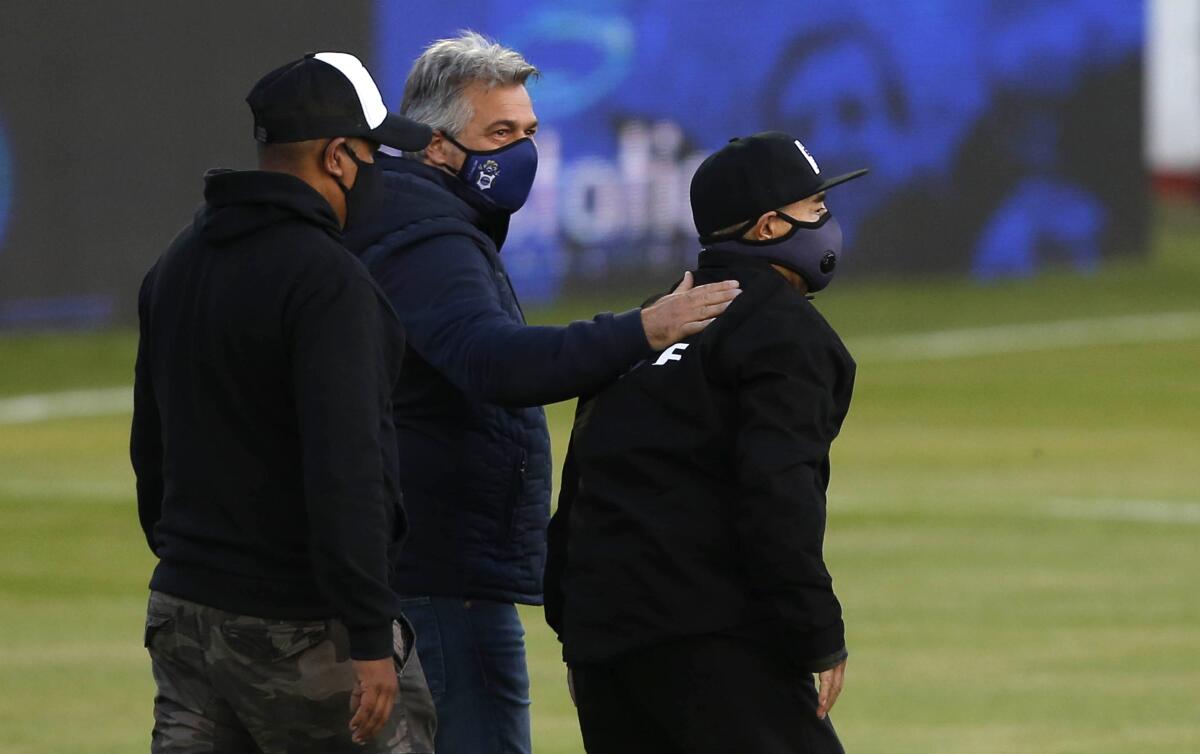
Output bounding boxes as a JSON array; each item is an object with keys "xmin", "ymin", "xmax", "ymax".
[
  {"xmin": 313, "ymin": 52, "xmax": 387, "ymax": 129},
  {"xmin": 795, "ymin": 140, "xmax": 820, "ymax": 174}
]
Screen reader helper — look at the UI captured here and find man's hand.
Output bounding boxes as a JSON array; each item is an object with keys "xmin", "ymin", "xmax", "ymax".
[
  {"xmin": 816, "ymin": 658, "xmax": 846, "ymax": 720},
  {"xmin": 640, "ymin": 272, "xmax": 741, "ymax": 350},
  {"xmin": 349, "ymin": 658, "xmax": 398, "ymax": 745}
]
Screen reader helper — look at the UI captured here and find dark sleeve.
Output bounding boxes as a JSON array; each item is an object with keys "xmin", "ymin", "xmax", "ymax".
[
  {"xmin": 288, "ymin": 261, "xmax": 399, "ymax": 660},
  {"xmin": 130, "ymin": 266, "xmax": 163, "ymax": 555},
  {"xmin": 543, "ymin": 431, "xmax": 582, "ymax": 640},
  {"xmin": 370, "ymin": 233, "xmax": 650, "ymax": 407},
  {"xmin": 721, "ymin": 309, "xmax": 847, "ymax": 673}
]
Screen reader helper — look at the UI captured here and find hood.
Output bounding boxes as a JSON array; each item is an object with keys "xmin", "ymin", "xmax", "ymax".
[
  {"xmin": 198, "ymin": 169, "xmax": 342, "ymax": 245},
  {"xmin": 343, "ymin": 156, "xmax": 510, "ymax": 254}
]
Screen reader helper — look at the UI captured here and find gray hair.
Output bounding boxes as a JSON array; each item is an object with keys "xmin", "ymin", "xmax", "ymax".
[{"xmin": 400, "ymin": 31, "xmax": 538, "ymax": 157}]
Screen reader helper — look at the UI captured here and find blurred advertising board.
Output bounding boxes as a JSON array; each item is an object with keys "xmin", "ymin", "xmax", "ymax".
[
  {"xmin": 376, "ymin": 0, "xmax": 1146, "ymax": 303},
  {"xmin": 0, "ymin": 0, "xmax": 1145, "ymax": 325}
]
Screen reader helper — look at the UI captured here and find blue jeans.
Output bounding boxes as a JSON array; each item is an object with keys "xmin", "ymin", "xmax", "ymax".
[{"xmin": 398, "ymin": 597, "xmax": 531, "ymax": 754}]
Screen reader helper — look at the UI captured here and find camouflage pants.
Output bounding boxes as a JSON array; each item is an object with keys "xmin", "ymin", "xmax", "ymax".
[{"xmin": 144, "ymin": 591, "xmax": 436, "ymax": 753}]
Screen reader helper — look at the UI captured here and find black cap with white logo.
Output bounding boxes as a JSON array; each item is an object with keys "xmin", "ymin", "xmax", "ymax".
[
  {"xmin": 246, "ymin": 52, "xmax": 432, "ymax": 152},
  {"xmin": 690, "ymin": 131, "xmax": 867, "ymax": 238}
]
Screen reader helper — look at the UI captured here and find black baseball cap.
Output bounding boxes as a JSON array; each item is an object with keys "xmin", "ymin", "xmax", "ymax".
[
  {"xmin": 690, "ymin": 131, "xmax": 868, "ymax": 238},
  {"xmin": 246, "ymin": 52, "xmax": 432, "ymax": 152}
]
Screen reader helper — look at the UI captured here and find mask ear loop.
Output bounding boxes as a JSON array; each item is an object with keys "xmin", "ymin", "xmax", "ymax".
[
  {"xmin": 699, "ymin": 217, "xmax": 757, "ymax": 247},
  {"xmin": 775, "ymin": 209, "xmax": 832, "ymax": 230},
  {"xmin": 439, "ymin": 131, "xmax": 471, "ymax": 155},
  {"xmin": 435, "ymin": 131, "xmax": 478, "ymax": 182},
  {"xmin": 333, "ymin": 142, "xmax": 371, "ymax": 195}
]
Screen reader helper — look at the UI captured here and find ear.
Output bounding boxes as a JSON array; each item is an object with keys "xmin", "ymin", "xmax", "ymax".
[
  {"xmin": 748, "ymin": 211, "xmax": 778, "ymax": 241},
  {"xmin": 424, "ymin": 132, "xmax": 454, "ymax": 168},
  {"xmin": 322, "ymin": 137, "xmax": 349, "ymax": 178}
]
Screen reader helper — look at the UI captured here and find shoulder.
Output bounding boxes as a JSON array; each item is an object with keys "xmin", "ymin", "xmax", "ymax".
[
  {"xmin": 707, "ymin": 271, "xmax": 845, "ymax": 370},
  {"xmin": 347, "ymin": 161, "xmax": 490, "ymax": 260},
  {"xmin": 262, "ymin": 225, "xmax": 387, "ymax": 307},
  {"xmin": 701, "ymin": 265, "xmax": 795, "ymax": 342},
  {"xmin": 285, "ymin": 225, "xmax": 359, "ymax": 273},
  {"xmin": 355, "ymin": 217, "xmax": 493, "ymax": 282}
]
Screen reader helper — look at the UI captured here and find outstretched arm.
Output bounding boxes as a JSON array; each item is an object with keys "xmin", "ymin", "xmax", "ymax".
[{"xmin": 370, "ymin": 235, "xmax": 738, "ymax": 407}]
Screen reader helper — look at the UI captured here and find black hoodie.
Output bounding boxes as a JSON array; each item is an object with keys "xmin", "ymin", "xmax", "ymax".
[
  {"xmin": 131, "ymin": 169, "xmax": 406, "ymax": 659},
  {"xmin": 545, "ymin": 251, "xmax": 854, "ymax": 673}
]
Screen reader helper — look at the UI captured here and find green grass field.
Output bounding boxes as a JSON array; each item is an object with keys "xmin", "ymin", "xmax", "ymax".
[{"xmin": 2, "ymin": 203, "xmax": 1198, "ymax": 753}]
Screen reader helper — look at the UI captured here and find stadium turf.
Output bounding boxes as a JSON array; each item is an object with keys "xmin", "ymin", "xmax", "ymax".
[{"xmin": 1, "ymin": 203, "xmax": 1197, "ymax": 752}]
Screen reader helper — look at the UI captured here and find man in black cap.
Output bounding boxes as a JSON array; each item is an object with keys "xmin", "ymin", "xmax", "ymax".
[
  {"xmin": 544, "ymin": 131, "xmax": 868, "ymax": 753},
  {"xmin": 131, "ymin": 52, "xmax": 435, "ymax": 753}
]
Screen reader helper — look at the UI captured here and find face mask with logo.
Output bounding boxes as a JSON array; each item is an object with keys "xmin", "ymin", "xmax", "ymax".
[
  {"xmin": 704, "ymin": 210, "xmax": 844, "ymax": 292},
  {"xmin": 442, "ymin": 133, "xmax": 538, "ymax": 212},
  {"xmin": 334, "ymin": 143, "xmax": 384, "ymax": 230}
]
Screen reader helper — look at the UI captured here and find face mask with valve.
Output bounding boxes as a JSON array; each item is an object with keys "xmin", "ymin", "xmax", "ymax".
[{"xmin": 703, "ymin": 210, "xmax": 844, "ymax": 292}]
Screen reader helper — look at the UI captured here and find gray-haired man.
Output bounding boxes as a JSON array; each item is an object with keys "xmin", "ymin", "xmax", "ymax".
[{"xmin": 342, "ymin": 31, "xmax": 740, "ymax": 754}]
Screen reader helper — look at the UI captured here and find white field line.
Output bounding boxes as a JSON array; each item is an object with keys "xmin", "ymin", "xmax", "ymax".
[
  {"xmin": 849, "ymin": 311, "xmax": 1200, "ymax": 362},
  {"xmin": 1, "ymin": 311, "xmax": 1198, "ymax": 425},
  {"xmin": 1047, "ymin": 498, "xmax": 1200, "ymax": 525},
  {"xmin": 0, "ymin": 477, "xmax": 132, "ymax": 501},
  {"xmin": 0, "ymin": 386, "xmax": 131, "ymax": 425}
]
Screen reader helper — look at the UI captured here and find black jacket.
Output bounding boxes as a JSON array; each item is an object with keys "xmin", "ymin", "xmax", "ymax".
[
  {"xmin": 343, "ymin": 158, "xmax": 650, "ymax": 604},
  {"xmin": 131, "ymin": 169, "xmax": 406, "ymax": 660},
  {"xmin": 545, "ymin": 250, "xmax": 855, "ymax": 672}
]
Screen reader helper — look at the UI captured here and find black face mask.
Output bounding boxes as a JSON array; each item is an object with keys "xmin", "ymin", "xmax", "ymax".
[{"xmin": 333, "ymin": 142, "xmax": 383, "ymax": 230}]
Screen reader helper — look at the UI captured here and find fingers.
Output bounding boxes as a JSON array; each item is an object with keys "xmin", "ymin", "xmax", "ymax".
[
  {"xmin": 350, "ymin": 683, "xmax": 396, "ymax": 744},
  {"xmin": 677, "ymin": 318, "xmax": 715, "ymax": 337},
  {"xmin": 816, "ymin": 660, "xmax": 846, "ymax": 720},
  {"xmin": 664, "ymin": 279, "xmax": 737, "ymax": 303},
  {"xmin": 348, "ymin": 683, "xmax": 374, "ymax": 742},
  {"xmin": 671, "ymin": 270, "xmax": 695, "ymax": 293},
  {"xmin": 349, "ymin": 658, "xmax": 399, "ymax": 745},
  {"xmin": 672, "ymin": 280, "xmax": 740, "ymax": 315},
  {"xmin": 690, "ymin": 279, "xmax": 741, "ymax": 303},
  {"xmin": 699, "ymin": 299, "xmax": 735, "ymax": 319},
  {"xmin": 641, "ymin": 278, "xmax": 741, "ymax": 350}
]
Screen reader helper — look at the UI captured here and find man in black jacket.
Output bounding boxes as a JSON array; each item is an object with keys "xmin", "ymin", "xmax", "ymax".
[
  {"xmin": 545, "ymin": 132, "xmax": 868, "ymax": 754},
  {"xmin": 131, "ymin": 53, "xmax": 435, "ymax": 753},
  {"xmin": 343, "ymin": 32, "xmax": 740, "ymax": 754}
]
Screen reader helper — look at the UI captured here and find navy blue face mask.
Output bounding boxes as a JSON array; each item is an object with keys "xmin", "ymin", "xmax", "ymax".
[
  {"xmin": 442, "ymin": 133, "xmax": 538, "ymax": 212},
  {"xmin": 704, "ymin": 211, "xmax": 844, "ymax": 292}
]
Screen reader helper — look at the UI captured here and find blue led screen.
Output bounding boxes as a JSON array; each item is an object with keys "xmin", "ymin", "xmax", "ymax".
[
  {"xmin": 0, "ymin": 1, "xmax": 1147, "ymax": 327},
  {"xmin": 376, "ymin": 0, "xmax": 1145, "ymax": 302}
]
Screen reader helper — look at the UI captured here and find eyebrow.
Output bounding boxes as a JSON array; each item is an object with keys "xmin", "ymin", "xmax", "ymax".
[{"xmin": 485, "ymin": 118, "xmax": 538, "ymax": 132}]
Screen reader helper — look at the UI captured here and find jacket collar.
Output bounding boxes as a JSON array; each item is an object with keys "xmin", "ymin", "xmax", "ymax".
[
  {"xmin": 201, "ymin": 169, "xmax": 342, "ymax": 241},
  {"xmin": 698, "ymin": 247, "xmax": 814, "ymax": 298},
  {"xmin": 378, "ymin": 156, "xmax": 511, "ymax": 249},
  {"xmin": 697, "ymin": 247, "xmax": 782, "ymax": 273}
]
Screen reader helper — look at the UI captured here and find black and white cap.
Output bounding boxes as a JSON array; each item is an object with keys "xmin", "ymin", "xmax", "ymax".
[
  {"xmin": 690, "ymin": 131, "xmax": 868, "ymax": 238},
  {"xmin": 246, "ymin": 52, "xmax": 432, "ymax": 152}
]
